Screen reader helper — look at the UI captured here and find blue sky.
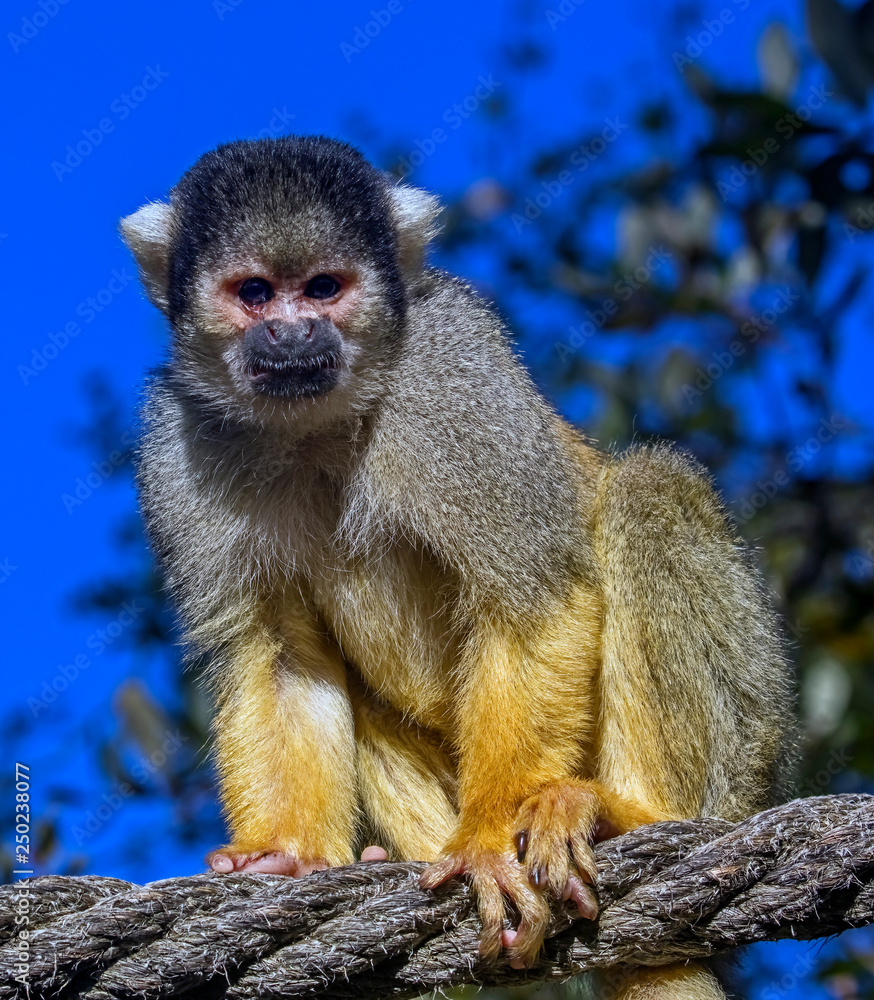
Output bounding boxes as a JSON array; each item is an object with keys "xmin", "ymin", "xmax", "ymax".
[{"xmin": 1, "ymin": 0, "xmax": 866, "ymax": 994}]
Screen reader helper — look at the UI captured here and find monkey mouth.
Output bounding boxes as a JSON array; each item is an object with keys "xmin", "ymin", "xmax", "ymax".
[{"xmin": 244, "ymin": 353, "xmax": 341, "ymax": 398}]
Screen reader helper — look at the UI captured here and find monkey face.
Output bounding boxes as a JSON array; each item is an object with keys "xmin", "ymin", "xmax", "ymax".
[
  {"xmin": 122, "ymin": 137, "xmax": 440, "ymax": 433},
  {"xmin": 183, "ymin": 246, "xmax": 401, "ymax": 430},
  {"xmin": 234, "ymin": 273, "xmax": 346, "ymax": 400},
  {"xmin": 213, "ymin": 268, "xmax": 354, "ymax": 402}
]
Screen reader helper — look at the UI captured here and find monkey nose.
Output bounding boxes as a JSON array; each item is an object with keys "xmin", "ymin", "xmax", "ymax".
[{"xmin": 244, "ymin": 321, "xmax": 303, "ymax": 355}]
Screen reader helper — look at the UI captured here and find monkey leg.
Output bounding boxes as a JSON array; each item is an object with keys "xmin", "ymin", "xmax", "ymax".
[
  {"xmin": 421, "ymin": 582, "xmax": 604, "ymax": 967},
  {"xmin": 351, "ymin": 678, "xmax": 458, "ymax": 861},
  {"xmin": 592, "ymin": 444, "xmax": 789, "ymax": 822},
  {"xmin": 588, "ymin": 446, "xmax": 786, "ymax": 997},
  {"xmin": 207, "ymin": 606, "xmax": 358, "ymax": 874}
]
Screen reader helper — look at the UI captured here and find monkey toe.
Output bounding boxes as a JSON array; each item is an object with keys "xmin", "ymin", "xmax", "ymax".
[
  {"xmin": 419, "ymin": 854, "xmax": 462, "ymax": 890},
  {"xmin": 474, "ymin": 859, "xmax": 548, "ymax": 964},
  {"xmin": 522, "ymin": 838, "xmax": 570, "ymax": 896},
  {"xmin": 360, "ymin": 845, "xmax": 389, "ymax": 861},
  {"xmin": 501, "ymin": 930, "xmax": 528, "ymax": 970},
  {"xmin": 567, "ymin": 830, "xmax": 598, "ymax": 887},
  {"xmin": 501, "ymin": 892, "xmax": 551, "ymax": 967},
  {"xmin": 420, "ymin": 850, "xmax": 505, "ymax": 957},
  {"xmin": 472, "ymin": 864, "xmax": 512, "ymax": 960}
]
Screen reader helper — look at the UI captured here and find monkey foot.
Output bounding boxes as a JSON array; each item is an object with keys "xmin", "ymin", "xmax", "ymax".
[
  {"xmin": 512, "ymin": 779, "xmax": 661, "ymax": 928},
  {"xmin": 421, "ymin": 843, "xmax": 551, "ymax": 968},
  {"xmin": 206, "ymin": 847, "xmax": 330, "ymax": 875},
  {"xmin": 207, "ymin": 844, "xmax": 389, "ymax": 875},
  {"xmin": 419, "ymin": 785, "xmax": 656, "ymax": 967}
]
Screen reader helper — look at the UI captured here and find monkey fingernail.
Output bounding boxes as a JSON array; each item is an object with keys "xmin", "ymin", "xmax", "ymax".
[
  {"xmin": 514, "ymin": 829, "xmax": 529, "ymax": 862},
  {"xmin": 528, "ymin": 865, "xmax": 547, "ymax": 888}
]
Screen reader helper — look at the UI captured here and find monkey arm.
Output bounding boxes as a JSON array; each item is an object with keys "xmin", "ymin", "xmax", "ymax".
[
  {"xmin": 208, "ymin": 603, "xmax": 358, "ymax": 872},
  {"xmin": 421, "ymin": 582, "xmax": 609, "ymax": 962},
  {"xmin": 453, "ymin": 587, "xmax": 602, "ymax": 846}
]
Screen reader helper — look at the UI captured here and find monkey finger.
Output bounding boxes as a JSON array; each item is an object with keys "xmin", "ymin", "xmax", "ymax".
[
  {"xmin": 293, "ymin": 858, "xmax": 331, "ymax": 876},
  {"xmin": 568, "ymin": 832, "xmax": 597, "ymax": 883},
  {"xmin": 500, "ymin": 930, "xmax": 528, "ymax": 970},
  {"xmin": 562, "ymin": 873, "xmax": 598, "ymax": 919},
  {"xmin": 419, "ymin": 856, "xmax": 463, "ymax": 890},
  {"xmin": 207, "ymin": 849, "xmax": 328, "ymax": 876},
  {"xmin": 360, "ymin": 845, "xmax": 389, "ymax": 861},
  {"xmin": 207, "ymin": 849, "xmax": 281, "ymax": 873},
  {"xmin": 206, "ymin": 850, "xmax": 237, "ymax": 873}
]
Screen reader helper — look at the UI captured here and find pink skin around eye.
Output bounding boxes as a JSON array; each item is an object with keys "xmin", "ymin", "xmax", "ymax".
[{"xmin": 214, "ymin": 272, "xmax": 361, "ymax": 335}]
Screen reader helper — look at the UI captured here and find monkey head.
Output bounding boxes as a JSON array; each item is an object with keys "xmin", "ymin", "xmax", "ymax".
[{"xmin": 121, "ymin": 137, "xmax": 440, "ymax": 433}]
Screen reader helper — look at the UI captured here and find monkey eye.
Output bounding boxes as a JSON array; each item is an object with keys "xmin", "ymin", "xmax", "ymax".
[
  {"xmin": 238, "ymin": 277, "xmax": 274, "ymax": 306},
  {"xmin": 304, "ymin": 274, "xmax": 341, "ymax": 299}
]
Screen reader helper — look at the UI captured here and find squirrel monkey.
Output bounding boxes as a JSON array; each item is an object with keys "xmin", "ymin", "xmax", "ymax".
[{"xmin": 121, "ymin": 136, "xmax": 793, "ymax": 997}]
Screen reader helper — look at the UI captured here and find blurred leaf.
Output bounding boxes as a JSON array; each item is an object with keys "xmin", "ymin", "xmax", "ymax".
[
  {"xmin": 114, "ymin": 679, "xmax": 175, "ymax": 770},
  {"xmin": 758, "ymin": 23, "xmax": 800, "ymax": 101},
  {"xmin": 807, "ymin": 0, "xmax": 874, "ymax": 106}
]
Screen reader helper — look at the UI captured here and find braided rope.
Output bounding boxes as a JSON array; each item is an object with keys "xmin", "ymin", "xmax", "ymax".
[{"xmin": 1, "ymin": 795, "xmax": 872, "ymax": 999}]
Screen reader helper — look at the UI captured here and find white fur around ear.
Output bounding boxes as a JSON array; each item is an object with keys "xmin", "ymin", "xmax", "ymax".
[
  {"xmin": 119, "ymin": 201, "xmax": 175, "ymax": 314},
  {"xmin": 388, "ymin": 184, "xmax": 442, "ymax": 278}
]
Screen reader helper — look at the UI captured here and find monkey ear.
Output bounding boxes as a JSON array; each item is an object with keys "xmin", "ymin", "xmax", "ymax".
[
  {"xmin": 388, "ymin": 184, "xmax": 442, "ymax": 278},
  {"xmin": 119, "ymin": 201, "xmax": 175, "ymax": 314}
]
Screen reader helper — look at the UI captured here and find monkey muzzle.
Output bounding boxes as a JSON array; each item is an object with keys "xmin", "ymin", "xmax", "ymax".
[{"xmin": 243, "ymin": 319, "xmax": 343, "ymax": 399}]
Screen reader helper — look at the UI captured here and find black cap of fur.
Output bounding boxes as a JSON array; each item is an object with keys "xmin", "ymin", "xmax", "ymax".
[{"xmin": 166, "ymin": 136, "xmax": 404, "ymax": 322}]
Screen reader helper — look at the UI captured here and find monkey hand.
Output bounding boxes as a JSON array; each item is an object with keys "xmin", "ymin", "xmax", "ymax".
[
  {"xmin": 421, "ymin": 781, "xmax": 641, "ymax": 968},
  {"xmin": 206, "ymin": 846, "xmax": 330, "ymax": 875},
  {"xmin": 207, "ymin": 844, "xmax": 388, "ymax": 874},
  {"xmin": 513, "ymin": 780, "xmax": 603, "ymax": 920},
  {"xmin": 420, "ymin": 840, "xmax": 552, "ymax": 967}
]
